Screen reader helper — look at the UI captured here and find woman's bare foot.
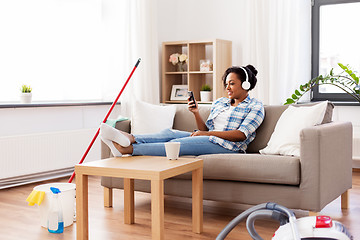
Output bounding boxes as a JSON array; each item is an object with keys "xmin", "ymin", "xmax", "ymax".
[
  {"xmin": 100, "ymin": 137, "xmax": 122, "ymax": 157},
  {"xmin": 118, "ymin": 130, "xmax": 136, "ymax": 144},
  {"xmin": 100, "ymin": 123, "xmax": 133, "ymax": 147},
  {"xmin": 113, "ymin": 141, "xmax": 133, "ymax": 155}
]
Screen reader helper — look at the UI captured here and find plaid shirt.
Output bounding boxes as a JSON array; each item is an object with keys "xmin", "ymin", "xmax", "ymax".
[{"xmin": 205, "ymin": 96, "xmax": 265, "ymax": 152}]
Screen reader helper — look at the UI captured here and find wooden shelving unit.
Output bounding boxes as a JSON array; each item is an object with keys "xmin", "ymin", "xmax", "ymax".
[{"xmin": 161, "ymin": 39, "xmax": 232, "ymax": 103}]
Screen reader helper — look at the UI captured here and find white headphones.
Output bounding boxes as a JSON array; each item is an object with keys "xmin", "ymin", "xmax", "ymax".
[{"xmin": 239, "ymin": 67, "xmax": 251, "ymax": 90}]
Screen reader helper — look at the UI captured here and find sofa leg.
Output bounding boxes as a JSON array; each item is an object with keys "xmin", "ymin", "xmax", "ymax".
[
  {"xmin": 309, "ymin": 211, "xmax": 319, "ymax": 216},
  {"xmin": 341, "ymin": 190, "xmax": 349, "ymax": 209},
  {"xmin": 104, "ymin": 187, "xmax": 113, "ymax": 208}
]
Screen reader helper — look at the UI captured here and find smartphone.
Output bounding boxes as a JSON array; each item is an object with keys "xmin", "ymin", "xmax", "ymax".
[
  {"xmin": 188, "ymin": 91, "xmax": 195, "ymax": 102},
  {"xmin": 188, "ymin": 91, "xmax": 196, "ymax": 108}
]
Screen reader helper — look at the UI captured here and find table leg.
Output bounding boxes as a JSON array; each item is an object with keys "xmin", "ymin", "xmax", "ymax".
[
  {"xmin": 151, "ymin": 179, "xmax": 164, "ymax": 240},
  {"xmin": 124, "ymin": 178, "xmax": 134, "ymax": 224},
  {"xmin": 76, "ymin": 172, "xmax": 89, "ymax": 240},
  {"xmin": 104, "ymin": 187, "xmax": 113, "ymax": 208},
  {"xmin": 192, "ymin": 167, "xmax": 203, "ymax": 233}
]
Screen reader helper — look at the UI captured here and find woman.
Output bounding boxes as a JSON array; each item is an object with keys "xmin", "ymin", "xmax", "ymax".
[{"xmin": 100, "ymin": 65, "xmax": 265, "ymax": 157}]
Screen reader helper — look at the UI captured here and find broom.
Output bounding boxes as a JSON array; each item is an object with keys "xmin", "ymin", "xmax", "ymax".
[{"xmin": 68, "ymin": 58, "xmax": 141, "ymax": 183}]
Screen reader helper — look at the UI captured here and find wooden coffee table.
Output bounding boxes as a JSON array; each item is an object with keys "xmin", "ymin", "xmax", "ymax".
[{"xmin": 75, "ymin": 156, "xmax": 203, "ymax": 240}]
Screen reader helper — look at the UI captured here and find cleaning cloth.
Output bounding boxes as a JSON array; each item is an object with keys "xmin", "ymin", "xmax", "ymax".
[
  {"xmin": 105, "ymin": 116, "xmax": 128, "ymax": 128},
  {"xmin": 26, "ymin": 190, "xmax": 45, "ymax": 206}
]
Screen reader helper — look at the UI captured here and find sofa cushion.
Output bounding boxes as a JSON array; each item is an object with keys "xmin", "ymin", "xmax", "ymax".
[
  {"xmin": 259, "ymin": 101, "xmax": 328, "ymax": 157},
  {"xmin": 247, "ymin": 105, "xmax": 287, "ymax": 153},
  {"xmin": 173, "ymin": 153, "xmax": 300, "ymax": 185},
  {"xmin": 247, "ymin": 101, "xmax": 334, "ymax": 153},
  {"xmin": 172, "ymin": 104, "xmax": 211, "ymax": 132},
  {"xmin": 131, "ymin": 100, "xmax": 177, "ymax": 134}
]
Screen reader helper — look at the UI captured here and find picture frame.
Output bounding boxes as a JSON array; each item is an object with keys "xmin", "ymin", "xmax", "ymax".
[
  {"xmin": 170, "ymin": 85, "xmax": 188, "ymax": 101},
  {"xmin": 200, "ymin": 59, "xmax": 212, "ymax": 72}
]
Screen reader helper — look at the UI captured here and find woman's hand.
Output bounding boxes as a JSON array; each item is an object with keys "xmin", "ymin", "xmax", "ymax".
[
  {"xmin": 187, "ymin": 95, "xmax": 208, "ymax": 131},
  {"xmin": 187, "ymin": 96, "xmax": 198, "ymax": 114},
  {"xmin": 192, "ymin": 130, "xmax": 246, "ymax": 142},
  {"xmin": 190, "ymin": 130, "xmax": 209, "ymax": 137}
]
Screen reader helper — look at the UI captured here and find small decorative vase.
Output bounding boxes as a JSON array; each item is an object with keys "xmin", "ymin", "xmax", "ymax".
[
  {"xmin": 177, "ymin": 62, "xmax": 186, "ymax": 72},
  {"xmin": 200, "ymin": 91, "xmax": 212, "ymax": 102},
  {"xmin": 20, "ymin": 92, "xmax": 32, "ymax": 103}
]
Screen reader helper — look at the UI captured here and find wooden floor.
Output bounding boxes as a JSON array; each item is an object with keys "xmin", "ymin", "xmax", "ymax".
[{"xmin": 1, "ymin": 172, "xmax": 359, "ymax": 240}]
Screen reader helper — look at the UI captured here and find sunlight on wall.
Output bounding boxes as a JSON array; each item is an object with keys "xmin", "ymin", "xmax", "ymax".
[{"xmin": 0, "ymin": 0, "xmax": 127, "ymax": 102}]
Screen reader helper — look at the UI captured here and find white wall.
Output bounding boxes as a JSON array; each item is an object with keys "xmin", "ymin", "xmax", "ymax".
[
  {"xmin": 333, "ymin": 106, "xmax": 360, "ymax": 137},
  {"xmin": 333, "ymin": 106, "xmax": 360, "ymax": 167},
  {"xmin": 0, "ymin": 104, "xmax": 121, "ymax": 163},
  {"xmin": 0, "ymin": 105, "xmax": 121, "ymax": 137},
  {"xmin": 157, "ymin": 0, "xmax": 246, "ymax": 65}
]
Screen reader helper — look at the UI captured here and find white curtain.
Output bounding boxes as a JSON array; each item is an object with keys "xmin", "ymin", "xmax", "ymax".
[
  {"xmin": 242, "ymin": 0, "xmax": 311, "ymax": 105},
  {"xmin": 118, "ymin": 0, "xmax": 160, "ymax": 118}
]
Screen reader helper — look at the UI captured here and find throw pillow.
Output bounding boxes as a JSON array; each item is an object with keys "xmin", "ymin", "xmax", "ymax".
[
  {"xmin": 131, "ymin": 100, "xmax": 177, "ymax": 135},
  {"xmin": 259, "ymin": 101, "xmax": 328, "ymax": 156}
]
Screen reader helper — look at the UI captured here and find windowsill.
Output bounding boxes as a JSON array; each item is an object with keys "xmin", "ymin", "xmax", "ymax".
[
  {"xmin": 289, "ymin": 101, "xmax": 360, "ymax": 107},
  {"xmin": 308, "ymin": 100, "xmax": 360, "ymax": 106},
  {"xmin": 298, "ymin": 100, "xmax": 360, "ymax": 106},
  {"xmin": 0, "ymin": 101, "xmax": 120, "ymax": 109},
  {"xmin": 331, "ymin": 101, "xmax": 360, "ymax": 106}
]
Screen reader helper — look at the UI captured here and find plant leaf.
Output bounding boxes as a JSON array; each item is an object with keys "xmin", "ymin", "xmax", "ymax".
[
  {"xmin": 338, "ymin": 63, "xmax": 345, "ymax": 69},
  {"xmin": 285, "ymin": 98, "xmax": 295, "ymax": 105},
  {"xmin": 285, "ymin": 63, "xmax": 360, "ymax": 104}
]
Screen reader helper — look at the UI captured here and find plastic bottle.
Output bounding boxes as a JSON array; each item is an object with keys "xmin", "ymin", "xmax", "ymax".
[{"xmin": 47, "ymin": 187, "xmax": 64, "ymax": 233}]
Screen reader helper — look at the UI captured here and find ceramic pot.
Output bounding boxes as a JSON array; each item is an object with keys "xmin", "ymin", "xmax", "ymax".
[
  {"xmin": 200, "ymin": 91, "xmax": 211, "ymax": 102},
  {"xmin": 20, "ymin": 92, "xmax": 32, "ymax": 103}
]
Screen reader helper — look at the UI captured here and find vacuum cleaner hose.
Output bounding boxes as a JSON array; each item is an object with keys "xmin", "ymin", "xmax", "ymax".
[
  {"xmin": 216, "ymin": 203, "xmax": 300, "ymax": 240},
  {"xmin": 216, "ymin": 203, "xmax": 268, "ymax": 240},
  {"xmin": 265, "ymin": 203, "xmax": 300, "ymax": 239},
  {"xmin": 246, "ymin": 209, "xmax": 289, "ymax": 240}
]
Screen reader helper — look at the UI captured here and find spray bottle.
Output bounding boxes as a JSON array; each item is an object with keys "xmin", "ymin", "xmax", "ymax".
[{"xmin": 47, "ymin": 187, "xmax": 64, "ymax": 233}]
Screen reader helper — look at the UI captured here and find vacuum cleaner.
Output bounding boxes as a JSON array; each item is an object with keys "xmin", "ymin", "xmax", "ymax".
[{"xmin": 216, "ymin": 202, "xmax": 353, "ymax": 240}]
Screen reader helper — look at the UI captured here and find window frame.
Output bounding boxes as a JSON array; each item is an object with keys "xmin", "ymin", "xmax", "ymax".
[{"xmin": 311, "ymin": 0, "xmax": 360, "ymax": 103}]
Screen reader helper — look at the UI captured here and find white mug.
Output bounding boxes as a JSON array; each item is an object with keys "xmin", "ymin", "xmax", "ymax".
[{"xmin": 164, "ymin": 142, "xmax": 180, "ymax": 160}]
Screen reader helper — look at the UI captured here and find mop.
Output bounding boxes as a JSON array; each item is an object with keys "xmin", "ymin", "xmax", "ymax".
[
  {"xmin": 68, "ymin": 58, "xmax": 141, "ymax": 183},
  {"xmin": 26, "ymin": 59, "xmax": 141, "ymax": 205}
]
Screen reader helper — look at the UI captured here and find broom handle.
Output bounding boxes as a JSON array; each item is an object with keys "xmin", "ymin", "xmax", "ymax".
[{"xmin": 68, "ymin": 58, "xmax": 141, "ymax": 183}]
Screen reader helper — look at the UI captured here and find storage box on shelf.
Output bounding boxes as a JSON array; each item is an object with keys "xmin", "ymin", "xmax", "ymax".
[{"xmin": 162, "ymin": 39, "xmax": 232, "ymax": 104}]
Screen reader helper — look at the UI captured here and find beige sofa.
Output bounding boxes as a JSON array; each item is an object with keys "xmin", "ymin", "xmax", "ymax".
[{"xmin": 101, "ymin": 103, "xmax": 352, "ymax": 212}]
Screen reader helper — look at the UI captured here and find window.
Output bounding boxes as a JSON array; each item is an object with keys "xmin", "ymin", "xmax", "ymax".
[
  {"xmin": 0, "ymin": 0, "xmax": 128, "ymax": 103},
  {"xmin": 312, "ymin": 0, "xmax": 360, "ymax": 102}
]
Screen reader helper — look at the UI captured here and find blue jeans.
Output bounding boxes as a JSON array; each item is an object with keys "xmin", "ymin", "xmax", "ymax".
[{"xmin": 132, "ymin": 128, "xmax": 238, "ymax": 156}]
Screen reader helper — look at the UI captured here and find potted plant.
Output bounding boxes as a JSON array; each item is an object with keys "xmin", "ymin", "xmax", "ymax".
[
  {"xmin": 285, "ymin": 63, "xmax": 360, "ymax": 104},
  {"xmin": 20, "ymin": 84, "xmax": 32, "ymax": 103},
  {"xmin": 200, "ymin": 84, "xmax": 212, "ymax": 102}
]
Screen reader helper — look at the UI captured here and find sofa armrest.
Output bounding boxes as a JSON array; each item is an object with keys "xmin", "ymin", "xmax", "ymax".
[
  {"xmin": 101, "ymin": 120, "xmax": 131, "ymax": 159},
  {"xmin": 299, "ymin": 121, "xmax": 352, "ymax": 211},
  {"xmin": 114, "ymin": 119, "xmax": 131, "ymax": 133}
]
